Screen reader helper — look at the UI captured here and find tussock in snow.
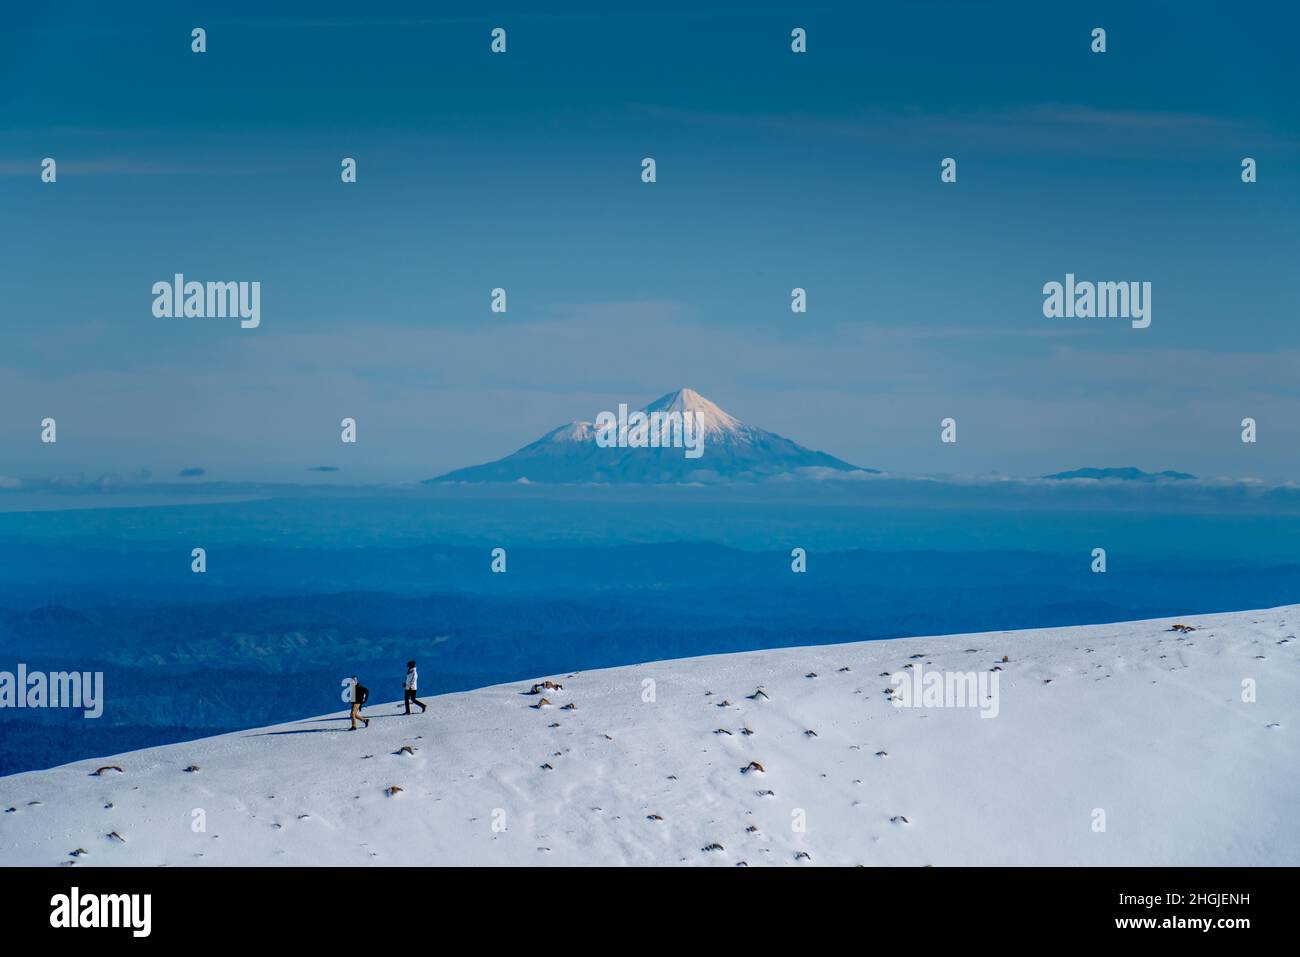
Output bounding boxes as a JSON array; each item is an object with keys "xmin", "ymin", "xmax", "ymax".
[{"xmin": 0, "ymin": 606, "xmax": 1297, "ymax": 866}]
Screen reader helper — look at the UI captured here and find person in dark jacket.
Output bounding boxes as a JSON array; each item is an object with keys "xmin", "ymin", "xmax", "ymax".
[
  {"xmin": 350, "ymin": 676, "xmax": 370, "ymax": 730},
  {"xmin": 404, "ymin": 660, "xmax": 427, "ymax": 715}
]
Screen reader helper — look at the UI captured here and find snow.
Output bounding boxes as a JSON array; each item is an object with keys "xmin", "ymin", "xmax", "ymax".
[
  {"xmin": 1, "ymin": 606, "xmax": 1296, "ymax": 866},
  {"xmin": 535, "ymin": 390, "xmax": 743, "ymax": 447},
  {"xmin": 643, "ymin": 387, "xmax": 744, "ymax": 437},
  {"xmin": 537, "ymin": 420, "xmax": 597, "ymax": 444}
]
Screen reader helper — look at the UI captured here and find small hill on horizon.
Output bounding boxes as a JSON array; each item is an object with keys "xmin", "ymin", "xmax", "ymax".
[{"xmin": 1043, "ymin": 467, "xmax": 1197, "ymax": 482}]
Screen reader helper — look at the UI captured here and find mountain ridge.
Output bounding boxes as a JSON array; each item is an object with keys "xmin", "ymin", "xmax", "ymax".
[{"xmin": 1043, "ymin": 467, "xmax": 1197, "ymax": 482}]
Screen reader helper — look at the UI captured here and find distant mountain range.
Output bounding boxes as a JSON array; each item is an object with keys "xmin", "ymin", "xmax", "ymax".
[
  {"xmin": 1043, "ymin": 467, "xmax": 1197, "ymax": 482},
  {"xmin": 427, "ymin": 388, "xmax": 874, "ymax": 484}
]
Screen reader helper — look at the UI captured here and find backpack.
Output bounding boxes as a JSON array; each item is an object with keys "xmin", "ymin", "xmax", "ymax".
[{"xmin": 356, "ymin": 684, "xmax": 369, "ymax": 706}]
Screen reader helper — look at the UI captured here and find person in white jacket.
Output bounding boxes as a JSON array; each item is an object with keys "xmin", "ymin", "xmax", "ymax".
[{"xmin": 404, "ymin": 660, "xmax": 427, "ymax": 715}]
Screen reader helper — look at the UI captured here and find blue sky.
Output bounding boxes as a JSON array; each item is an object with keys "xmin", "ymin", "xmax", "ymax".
[{"xmin": 2, "ymin": 1, "xmax": 1298, "ymax": 483}]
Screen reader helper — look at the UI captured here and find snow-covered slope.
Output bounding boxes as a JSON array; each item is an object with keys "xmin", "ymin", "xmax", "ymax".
[
  {"xmin": 1, "ymin": 606, "xmax": 1296, "ymax": 866},
  {"xmin": 427, "ymin": 388, "xmax": 873, "ymax": 484}
]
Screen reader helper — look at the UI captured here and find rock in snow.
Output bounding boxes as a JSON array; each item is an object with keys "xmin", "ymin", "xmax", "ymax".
[{"xmin": 0, "ymin": 606, "xmax": 1296, "ymax": 866}]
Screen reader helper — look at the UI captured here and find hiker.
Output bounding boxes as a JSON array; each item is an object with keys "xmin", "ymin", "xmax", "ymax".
[
  {"xmin": 350, "ymin": 676, "xmax": 370, "ymax": 730},
  {"xmin": 404, "ymin": 660, "xmax": 427, "ymax": 715}
]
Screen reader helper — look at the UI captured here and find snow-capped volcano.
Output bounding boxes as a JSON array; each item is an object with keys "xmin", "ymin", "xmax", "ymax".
[{"xmin": 427, "ymin": 388, "xmax": 873, "ymax": 484}]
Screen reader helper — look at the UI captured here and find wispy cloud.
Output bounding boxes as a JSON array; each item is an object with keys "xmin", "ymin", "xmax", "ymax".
[{"xmin": 633, "ymin": 102, "xmax": 1298, "ymax": 155}]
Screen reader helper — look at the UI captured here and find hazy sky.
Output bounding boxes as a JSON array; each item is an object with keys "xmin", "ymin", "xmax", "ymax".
[{"xmin": 2, "ymin": 1, "xmax": 1298, "ymax": 483}]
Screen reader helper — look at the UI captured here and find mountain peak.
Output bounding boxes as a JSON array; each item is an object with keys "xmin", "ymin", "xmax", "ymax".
[
  {"xmin": 427, "ymin": 388, "xmax": 873, "ymax": 484},
  {"xmin": 643, "ymin": 388, "xmax": 742, "ymax": 435}
]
